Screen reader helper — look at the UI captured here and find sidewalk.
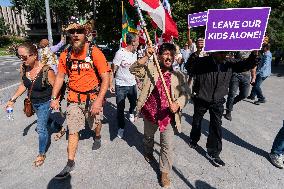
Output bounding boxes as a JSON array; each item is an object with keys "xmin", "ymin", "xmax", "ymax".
[{"xmin": 0, "ymin": 75, "xmax": 283, "ymax": 189}]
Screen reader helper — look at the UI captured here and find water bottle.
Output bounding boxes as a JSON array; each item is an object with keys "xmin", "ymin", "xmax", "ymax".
[{"xmin": 6, "ymin": 107, "xmax": 14, "ymax": 121}]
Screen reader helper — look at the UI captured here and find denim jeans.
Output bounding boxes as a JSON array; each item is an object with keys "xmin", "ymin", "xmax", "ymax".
[
  {"xmin": 115, "ymin": 85, "xmax": 137, "ymax": 129},
  {"xmin": 271, "ymin": 122, "xmax": 284, "ymax": 155},
  {"xmin": 32, "ymin": 100, "xmax": 51, "ymax": 155},
  {"xmin": 190, "ymin": 97, "xmax": 225, "ymax": 157},
  {"xmin": 226, "ymin": 73, "xmax": 250, "ymax": 112},
  {"xmin": 250, "ymin": 74, "xmax": 267, "ymax": 101}
]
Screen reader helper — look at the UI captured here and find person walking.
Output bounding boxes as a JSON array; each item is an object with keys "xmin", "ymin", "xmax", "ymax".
[
  {"xmin": 269, "ymin": 121, "xmax": 284, "ymax": 169},
  {"xmin": 50, "ymin": 17, "xmax": 110, "ymax": 179},
  {"xmin": 187, "ymin": 50, "xmax": 259, "ymax": 167},
  {"xmin": 113, "ymin": 32, "xmax": 139, "ymax": 139},
  {"xmin": 6, "ymin": 42, "xmax": 56, "ymax": 167},
  {"xmin": 130, "ymin": 43, "xmax": 190, "ymax": 188},
  {"xmin": 247, "ymin": 43, "xmax": 272, "ymax": 105},
  {"xmin": 224, "ymin": 51, "xmax": 257, "ymax": 121}
]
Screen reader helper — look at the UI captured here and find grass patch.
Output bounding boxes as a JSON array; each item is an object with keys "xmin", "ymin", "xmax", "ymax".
[{"xmin": 0, "ymin": 47, "xmax": 12, "ymax": 56}]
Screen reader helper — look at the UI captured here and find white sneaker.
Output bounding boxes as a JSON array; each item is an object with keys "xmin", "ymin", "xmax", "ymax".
[
  {"xmin": 129, "ymin": 114, "xmax": 135, "ymax": 123},
  {"xmin": 117, "ymin": 128, "xmax": 124, "ymax": 139}
]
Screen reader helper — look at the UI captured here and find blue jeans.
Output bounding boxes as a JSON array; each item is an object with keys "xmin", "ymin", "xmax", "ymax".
[
  {"xmin": 115, "ymin": 85, "xmax": 137, "ymax": 129},
  {"xmin": 271, "ymin": 122, "xmax": 284, "ymax": 155},
  {"xmin": 32, "ymin": 100, "xmax": 51, "ymax": 155},
  {"xmin": 226, "ymin": 73, "xmax": 250, "ymax": 112},
  {"xmin": 250, "ymin": 74, "xmax": 267, "ymax": 101}
]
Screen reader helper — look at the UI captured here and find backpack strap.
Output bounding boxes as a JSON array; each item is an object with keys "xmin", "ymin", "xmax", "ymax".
[
  {"xmin": 66, "ymin": 46, "xmax": 73, "ymax": 76},
  {"xmin": 87, "ymin": 44, "xmax": 102, "ymax": 84}
]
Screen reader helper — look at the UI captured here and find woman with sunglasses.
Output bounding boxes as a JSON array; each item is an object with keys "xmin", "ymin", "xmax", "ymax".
[{"xmin": 6, "ymin": 42, "xmax": 56, "ymax": 167}]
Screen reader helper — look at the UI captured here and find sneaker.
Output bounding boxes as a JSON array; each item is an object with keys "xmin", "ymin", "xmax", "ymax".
[
  {"xmin": 206, "ymin": 153, "xmax": 225, "ymax": 167},
  {"xmin": 188, "ymin": 140, "xmax": 197, "ymax": 149},
  {"xmin": 54, "ymin": 163, "xmax": 75, "ymax": 179},
  {"xmin": 224, "ymin": 111, "xmax": 232, "ymax": 121},
  {"xmin": 269, "ymin": 153, "xmax": 284, "ymax": 169},
  {"xmin": 247, "ymin": 96, "xmax": 255, "ymax": 100},
  {"xmin": 254, "ymin": 99, "xmax": 266, "ymax": 105},
  {"xmin": 92, "ymin": 138, "xmax": 101, "ymax": 150},
  {"xmin": 129, "ymin": 114, "xmax": 135, "ymax": 123},
  {"xmin": 117, "ymin": 128, "xmax": 124, "ymax": 139}
]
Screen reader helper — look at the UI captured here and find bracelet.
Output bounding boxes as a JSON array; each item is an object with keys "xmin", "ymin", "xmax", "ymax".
[
  {"xmin": 51, "ymin": 96, "xmax": 57, "ymax": 101},
  {"xmin": 9, "ymin": 98, "xmax": 16, "ymax": 103}
]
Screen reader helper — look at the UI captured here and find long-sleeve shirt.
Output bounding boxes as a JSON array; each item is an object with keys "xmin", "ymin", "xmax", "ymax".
[
  {"xmin": 257, "ymin": 51, "xmax": 272, "ymax": 77},
  {"xmin": 190, "ymin": 53, "xmax": 258, "ymax": 102},
  {"xmin": 50, "ymin": 40, "xmax": 65, "ymax": 53}
]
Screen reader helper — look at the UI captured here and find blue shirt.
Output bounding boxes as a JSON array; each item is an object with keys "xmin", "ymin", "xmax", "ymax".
[{"xmin": 257, "ymin": 51, "xmax": 272, "ymax": 77}]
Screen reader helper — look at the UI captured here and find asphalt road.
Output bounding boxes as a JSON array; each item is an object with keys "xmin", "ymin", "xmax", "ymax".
[{"xmin": 0, "ymin": 55, "xmax": 22, "ymax": 90}]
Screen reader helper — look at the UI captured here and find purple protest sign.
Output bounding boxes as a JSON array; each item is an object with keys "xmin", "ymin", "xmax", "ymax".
[
  {"xmin": 188, "ymin": 11, "xmax": 207, "ymax": 28},
  {"xmin": 204, "ymin": 7, "xmax": 271, "ymax": 51}
]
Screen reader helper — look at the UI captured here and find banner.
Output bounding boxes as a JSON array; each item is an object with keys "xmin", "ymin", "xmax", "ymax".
[
  {"xmin": 188, "ymin": 11, "xmax": 207, "ymax": 28},
  {"xmin": 204, "ymin": 7, "xmax": 271, "ymax": 51}
]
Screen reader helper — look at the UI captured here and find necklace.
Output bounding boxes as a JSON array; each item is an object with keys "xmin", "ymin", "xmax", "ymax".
[{"xmin": 27, "ymin": 66, "xmax": 41, "ymax": 80}]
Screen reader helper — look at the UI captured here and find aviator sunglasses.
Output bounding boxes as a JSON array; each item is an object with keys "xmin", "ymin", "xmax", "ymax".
[
  {"xmin": 17, "ymin": 54, "xmax": 33, "ymax": 61},
  {"xmin": 68, "ymin": 28, "xmax": 86, "ymax": 35}
]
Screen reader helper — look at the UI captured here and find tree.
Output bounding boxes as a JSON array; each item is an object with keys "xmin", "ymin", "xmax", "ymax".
[{"xmin": 0, "ymin": 17, "xmax": 10, "ymax": 36}]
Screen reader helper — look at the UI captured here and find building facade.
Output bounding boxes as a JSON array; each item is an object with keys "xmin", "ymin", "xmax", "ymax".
[{"xmin": 0, "ymin": 6, "xmax": 28, "ymax": 36}]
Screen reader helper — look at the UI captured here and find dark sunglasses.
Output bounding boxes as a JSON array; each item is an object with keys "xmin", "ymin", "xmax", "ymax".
[
  {"xmin": 68, "ymin": 29, "xmax": 86, "ymax": 35},
  {"xmin": 17, "ymin": 54, "xmax": 33, "ymax": 61}
]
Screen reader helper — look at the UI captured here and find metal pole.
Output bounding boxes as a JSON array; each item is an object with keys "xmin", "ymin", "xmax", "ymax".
[
  {"xmin": 45, "ymin": 0, "xmax": 53, "ymax": 45},
  {"xmin": 134, "ymin": 0, "xmax": 172, "ymax": 105},
  {"xmin": 93, "ymin": 0, "xmax": 96, "ymax": 20}
]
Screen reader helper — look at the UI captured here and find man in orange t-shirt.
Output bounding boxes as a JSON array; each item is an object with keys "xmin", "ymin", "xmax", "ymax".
[{"xmin": 50, "ymin": 17, "xmax": 110, "ymax": 179}]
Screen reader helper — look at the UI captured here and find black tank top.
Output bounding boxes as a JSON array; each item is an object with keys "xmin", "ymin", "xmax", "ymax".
[{"xmin": 22, "ymin": 71, "xmax": 52, "ymax": 104}]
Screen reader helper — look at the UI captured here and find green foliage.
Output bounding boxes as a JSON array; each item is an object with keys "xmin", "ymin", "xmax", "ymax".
[
  {"xmin": 10, "ymin": 0, "xmax": 284, "ymax": 50},
  {"xmin": 0, "ymin": 18, "xmax": 10, "ymax": 36}
]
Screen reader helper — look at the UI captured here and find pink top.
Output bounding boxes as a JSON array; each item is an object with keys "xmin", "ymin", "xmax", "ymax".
[{"xmin": 141, "ymin": 71, "xmax": 174, "ymax": 132}]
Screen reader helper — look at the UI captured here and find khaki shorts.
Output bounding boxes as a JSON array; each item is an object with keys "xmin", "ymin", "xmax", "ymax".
[{"xmin": 66, "ymin": 102, "xmax": 103, "ymax": 134}]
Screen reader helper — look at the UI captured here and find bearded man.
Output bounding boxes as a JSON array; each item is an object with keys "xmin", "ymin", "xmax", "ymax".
[{"xmin": 50, "ymin": 17, "xmax": 110, "ymax": 179}]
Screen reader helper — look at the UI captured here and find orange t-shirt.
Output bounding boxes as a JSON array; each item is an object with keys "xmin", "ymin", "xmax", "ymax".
[{"xmin": 58, "ymin": 43, "xmax": 110, "ymax": 102}]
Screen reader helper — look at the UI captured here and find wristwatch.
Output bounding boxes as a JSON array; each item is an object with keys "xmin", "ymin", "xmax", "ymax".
[{"xmin": 51, "ymin": 96, "xmax": 57, "ymax": 101}]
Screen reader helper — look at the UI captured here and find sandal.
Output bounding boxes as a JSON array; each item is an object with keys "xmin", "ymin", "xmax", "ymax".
[
  {"xmin": 33, "ymin": 154, "xmax": 46, "ymax": 167},
  {"xmin": 54, "ymin": 128, "xmax": 66, "ymax": 141}
]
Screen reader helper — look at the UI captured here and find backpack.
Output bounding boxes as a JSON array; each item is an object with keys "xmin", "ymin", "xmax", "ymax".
[
  {"xmin": 65, "ymin": 43, "xmax": 101, "ymax": 83},
  {"xmin": 65, "ymin": 43, "xmax": 102, "ymax": 106}
]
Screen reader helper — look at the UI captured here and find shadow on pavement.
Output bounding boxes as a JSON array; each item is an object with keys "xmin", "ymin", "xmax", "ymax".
[
  {"xmin": 195, "ymin": 180, "xmax": 217, "ymax": 189},
  {"xmin": 103, "ymin": 101, "xmax": 118, "ymax": 141},
  {"xmin": 47, "ymin": 175, "xmax": 72, "ymax": 189},
  {"xmin": 172, "ymin": 166, "xmax": 195, "ymax": 189},
  {"xmin": 23, "ymin": 120, "xmax": 37, "ymax": 136},
  {"xmin": 181, "ymin": 113, "xmax": 269, "ymax": 160}
]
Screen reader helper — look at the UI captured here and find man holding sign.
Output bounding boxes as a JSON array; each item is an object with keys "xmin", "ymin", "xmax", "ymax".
[{"xmin": 188, "ymin": 49, "xmax": 259, "ymax": 167}]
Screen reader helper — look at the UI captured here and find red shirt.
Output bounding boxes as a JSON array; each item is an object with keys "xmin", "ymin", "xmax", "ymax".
[{"xmin": 141, "ymin": 72, "xmax": 174, "ymax": 132}]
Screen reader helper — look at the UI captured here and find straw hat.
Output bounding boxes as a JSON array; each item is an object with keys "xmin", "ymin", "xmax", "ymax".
[{"xmin": 63, "ymin": 16, "xmax": 93, "ymax": 34}]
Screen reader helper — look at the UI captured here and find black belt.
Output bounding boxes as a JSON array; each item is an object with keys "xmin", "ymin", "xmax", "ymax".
[{"xmin": 68, "ymin": 86, "xmax": 99, "ymax": 110}]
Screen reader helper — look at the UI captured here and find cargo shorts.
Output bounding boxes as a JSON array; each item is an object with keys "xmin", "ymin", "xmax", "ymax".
[{"xmin": 66, "ymin": 102, "xmax": 103, "ymax": 134}]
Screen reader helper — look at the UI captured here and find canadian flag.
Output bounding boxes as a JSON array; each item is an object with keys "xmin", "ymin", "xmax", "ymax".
[
  {"xmin": 137, "ymin": 22, "xmax": 147, "ymax": 44},
  {"xmin": 129, "ymin": 0, "xmax": 178, "ymax": 38}
]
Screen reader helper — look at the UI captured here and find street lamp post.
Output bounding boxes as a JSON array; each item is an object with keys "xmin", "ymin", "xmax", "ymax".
[{"xmin": 45, "ymin": 0, "xmax": 53, "ymax": 45}]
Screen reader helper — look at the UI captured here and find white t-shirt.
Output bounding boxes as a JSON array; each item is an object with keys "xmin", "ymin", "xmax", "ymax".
[
  {"xmin": 181, "ymin": 43, "xmax": 197, "ymax": 63},
  {"xmin": 113, "ymin": 48, "xmax": 137, "ymax": 86},
  {"xmin": 172, "ymin": 53, "xmax": 182, "ymax": 71}
]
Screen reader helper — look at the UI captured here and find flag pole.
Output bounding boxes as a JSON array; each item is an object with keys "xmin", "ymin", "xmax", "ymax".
[{"xmin": 134, "ymin": 0, "xmax": 172, "ymax": 105}]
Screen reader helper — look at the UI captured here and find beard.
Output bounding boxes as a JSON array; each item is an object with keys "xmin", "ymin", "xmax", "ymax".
[{"xmin": 71, "ymin": 39, "xmax": 85, "ymax": 54}]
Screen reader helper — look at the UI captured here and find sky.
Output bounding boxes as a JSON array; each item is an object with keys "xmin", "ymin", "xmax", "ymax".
[{"xmin": 0, "ymin": 0, "xmax": 12, "ymax": 6}]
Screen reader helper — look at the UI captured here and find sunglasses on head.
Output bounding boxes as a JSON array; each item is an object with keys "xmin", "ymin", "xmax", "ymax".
[
  {"xmin": 17, "ymin": 54, "xmax": 33, "ymax": 61},
  {"xmin": 68, "ymin": 28, "xmax": 85, "ymax": 35}
]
